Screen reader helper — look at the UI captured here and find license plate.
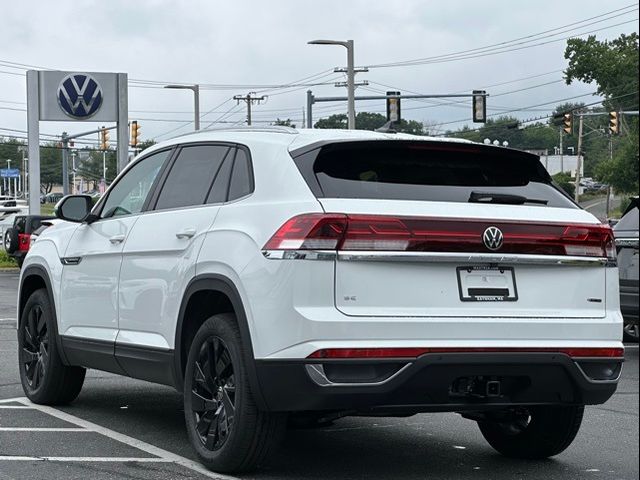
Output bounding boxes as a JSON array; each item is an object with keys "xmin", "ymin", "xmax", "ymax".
[{"xmin": 456, "ymin": 266, "xmax": 518, "ymax": 302}]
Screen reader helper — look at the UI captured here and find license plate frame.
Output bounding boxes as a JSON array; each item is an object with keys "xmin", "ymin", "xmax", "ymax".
[{"xmin": 456, "ymin": 266, "xmax": 518, "ymax": 302}]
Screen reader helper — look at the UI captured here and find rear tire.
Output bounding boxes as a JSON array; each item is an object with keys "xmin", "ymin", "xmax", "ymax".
[
  {"xmin": 183, "ymin": 314, "xmax": 286, "ymax": 473},
  {"xmin": 18, "ymin": 289, "xmax": 86, "ymax": 405},
  {"xmin": 478, "ymin": 405, "xmax": 584, "ymax": 459},
  {"xmin": 623, "ymin": 322, "xmax": 639, "ymax": 343}
]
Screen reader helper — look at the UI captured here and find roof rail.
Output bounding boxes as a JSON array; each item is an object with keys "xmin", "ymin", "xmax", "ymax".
[{"xmin": 175, "ymin": 125, "xmax": 299, "ymax": 138}]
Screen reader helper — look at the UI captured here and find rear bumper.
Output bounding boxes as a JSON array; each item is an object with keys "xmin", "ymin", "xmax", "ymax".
[{"xmin": 254, "ymin": 353, "xmax": 621, "ymax": 413}]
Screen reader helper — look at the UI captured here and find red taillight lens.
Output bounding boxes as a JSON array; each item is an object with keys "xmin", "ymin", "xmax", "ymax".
[
  {"xmin": 263, "ymin": 214, "xmax": 347, "ymax": 250},
  {"xmin": 264, "ymin": 214, "xmax": 616, "ymax": 259},
  {"xmin": 307, "ymin": 347, "xmax": 624, "ymax": 359},
  {"xmin": 18, "ymin": 234, "xmax": 31, "ymax": 252}
]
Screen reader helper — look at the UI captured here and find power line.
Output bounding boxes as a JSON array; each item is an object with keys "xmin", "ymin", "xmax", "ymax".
[{"xmin": 366, "ymin": 5, "xmax": 638, "ymax": 68}]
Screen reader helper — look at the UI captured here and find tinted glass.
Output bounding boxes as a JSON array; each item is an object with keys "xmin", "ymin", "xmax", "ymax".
[
  {"xmin": 228, "ymin": 149, "xmax": 253, "ymax": 201},
  {"xmin": 101, "ymin": 150, "xmax": 170, "ymax": 218},
  {"xmin": 206, "ymin": 154, "xmax": 233, "ymax": 204},
  {"xmin": 297, "ymin": 142, "xmax": 576, "ymax": 209},
  {"xmin": 155, "ymin": 145, "xmax": 230, "ymax": 210}
]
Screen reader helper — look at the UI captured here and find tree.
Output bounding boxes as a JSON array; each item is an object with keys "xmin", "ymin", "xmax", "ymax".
[
  {"xmin": 564, "ymin": 33, "xmax": 639, "ymax": 109},
  {"xmin": 595, "ymin": 130, "xmax": 639, "ymax": 194},
  {"xmin": 314, "ymin": 114, "xmax": 348, "ymax": 129},
  {"xmin": 137, "ymin": 139, "xmax": 156, "ymax": 152},
  {"xmin": 273, "ymin": 118, "xmax": 296, "ymax": 128},
  {"xmin": 39, "ymin": 143, "xmax": 63, "ymax": 194}
]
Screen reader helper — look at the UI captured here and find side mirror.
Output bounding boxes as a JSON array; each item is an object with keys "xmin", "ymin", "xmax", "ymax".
[{"xmin": 54, "ymin": 195, "xmax": 93, "ymax": 223}]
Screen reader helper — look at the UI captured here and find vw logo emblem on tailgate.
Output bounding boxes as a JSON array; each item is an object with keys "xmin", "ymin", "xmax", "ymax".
[
  {"xmin": 483, "ymin": 226, "xmax": 504, "ymax": 251},
  {"xmin": 57, "ymin": 73, "xmax": 103, "ymax": 119}
]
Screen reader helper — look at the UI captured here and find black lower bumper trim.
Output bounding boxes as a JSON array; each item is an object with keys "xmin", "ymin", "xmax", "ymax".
[{"xmin": 255, "ymin": 353, "xmax": 620, "ymax": 412}]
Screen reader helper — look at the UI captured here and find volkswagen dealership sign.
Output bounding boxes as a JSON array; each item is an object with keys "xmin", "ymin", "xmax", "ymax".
[
  {"xmin": 37, "ymin": 70, "xmax": 119, "ymax": 122},
  {"xmin": 26, "ymin": 69, "xmax": 128, "ymax": 214}
]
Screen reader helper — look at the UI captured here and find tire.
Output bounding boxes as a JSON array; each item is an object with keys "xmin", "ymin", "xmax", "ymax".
[
  {"xmin": 18, "ymin": 288, "xmax": 86, "ymax": 405},
  {"xmin": 623, "ymin": 322, "xmax": 639, "ymax": 343},
  {"xmin": 4, "ymin": 228, "xmax": 18, "ymax": 254},
  {"xmin": 478, "ymin": 405, "xmax": 584, "ymax": 459},
  {"xmin": 183, "ymin": 314, "xmax": 286, "ymax": 473}
]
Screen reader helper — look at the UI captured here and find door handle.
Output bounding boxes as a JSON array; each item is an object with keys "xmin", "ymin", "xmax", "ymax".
[
  {"xmin": 176, "ymin": 228, "xmax": 196, "ymax": 239},
  {"xmin": 109, "ymin": 234, "xmax": 126, "ymax": 245}
]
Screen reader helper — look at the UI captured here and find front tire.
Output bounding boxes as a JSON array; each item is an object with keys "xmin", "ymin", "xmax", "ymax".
[
  {"xmin": 18, "ymin": 288, "xmax": 86, "ymax": 405},
  {"xmin": 183, "ymin": 314, "xmax": 286, "ymax": 473},
  {"xmin": 478, "ymin": 405, "xmax": 584, "ymax": 459}
]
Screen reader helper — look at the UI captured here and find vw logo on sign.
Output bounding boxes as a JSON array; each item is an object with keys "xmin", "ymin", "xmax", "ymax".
[
  {"xmin": 483, "ymin": 226, "xmax": 504, "ymax": 251},
  {"xmin": 57, "ymin": 74, "xmax": 103, "ymax": 119}
]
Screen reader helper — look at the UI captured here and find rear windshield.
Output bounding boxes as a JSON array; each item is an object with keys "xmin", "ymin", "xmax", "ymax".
[{"xmin": 293, "ymin": 141, "xmax": 576, "ymax": 209}]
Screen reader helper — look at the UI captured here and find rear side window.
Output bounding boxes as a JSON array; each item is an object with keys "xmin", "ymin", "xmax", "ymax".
[
  {"xmin": 293, "ymin": 141, "xmax": 576, "ymax": 208},
  {"xmin": 228, "ymin": 148, "xmax": 253, "ymax": 201},
  {"xmin": 155, "ymin": 145, "xmax": 230, "ymax": 210}
]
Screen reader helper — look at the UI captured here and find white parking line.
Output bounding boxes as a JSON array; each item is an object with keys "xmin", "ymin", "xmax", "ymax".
[
  {"xmin": 0, "ymin": 456, "xmax": 173, "ymax": 462},
  {"xmin": 0, "ymin": 406, "xmax": 32, "ymax": 409},
  {"xmin": 0, "ymin": 428, "xmax": 88, "ymax": 432},
  {"xmin": 13, "ymin": 397, "xmax": 240, "ymax": 480}
]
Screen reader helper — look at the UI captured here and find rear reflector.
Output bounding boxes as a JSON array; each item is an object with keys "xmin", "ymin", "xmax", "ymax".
[
  {"xmin": 264, "ymin": 214, "xmax": 616, "ymax": 260},
  {"xmin": 307, "ymin": 347, "xmax": 625, "ymax": 359}
]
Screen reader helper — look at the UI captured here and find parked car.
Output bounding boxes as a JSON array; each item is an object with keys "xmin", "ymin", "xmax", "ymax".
[
  {"xmin": 17, "ymin": 128, "xmax": 624, "ymax": 473},
  {"xmin": 614, "ymin": 197, "xmax": 639, "ymax": 342},
  {"xmin": 3, "ymin": 215, "xmax": 55, "ymax": 267}
]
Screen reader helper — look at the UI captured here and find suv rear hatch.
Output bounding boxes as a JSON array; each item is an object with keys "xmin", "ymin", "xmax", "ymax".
[{"xmin": 288, "ymin": 140, "xmax": 614, "ymax": 319}]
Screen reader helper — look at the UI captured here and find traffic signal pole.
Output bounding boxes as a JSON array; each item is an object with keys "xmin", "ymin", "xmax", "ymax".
[{"xmin": 574, "ymin": 114, "xmax": 584, "ymax": 202}]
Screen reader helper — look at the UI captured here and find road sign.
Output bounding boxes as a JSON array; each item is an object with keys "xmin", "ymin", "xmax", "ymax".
[{"xmin": 0, "ymin": 169, "xmax": 20, "ymax": 178}]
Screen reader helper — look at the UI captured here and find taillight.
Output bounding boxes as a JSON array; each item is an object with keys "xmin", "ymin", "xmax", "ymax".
[
  {"xmin": 307, "ymin": 347, "xmax": 625, "ymax": 359},
  {"xmin": 263, "ymin": 214, "xmax": 347, "ymax": 250},
  {"xmin": 18, "ymin": 234, "xmax": 31, "ymax": 252},
  {"xmin": 264, "ymin": 214, "xmax": 616, "ymax": 260}
]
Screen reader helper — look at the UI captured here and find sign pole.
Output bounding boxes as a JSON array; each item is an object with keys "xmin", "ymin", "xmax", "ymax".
[
  {"xmin": 26, "ymin": 71, "xmax": 41, "ymax": 215},
  {"xmin": 117, "ymin": 73, "xmax": 129, "ymax": 173}
]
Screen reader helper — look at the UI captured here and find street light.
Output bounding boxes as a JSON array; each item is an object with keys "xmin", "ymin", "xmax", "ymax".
[
  {"xmin": 308, "ymin": 39, "xmax": 355, "ymax": 130},
  {"xmin": 164, "ymin": 84, "xmax": 201, "ymax": 131}
]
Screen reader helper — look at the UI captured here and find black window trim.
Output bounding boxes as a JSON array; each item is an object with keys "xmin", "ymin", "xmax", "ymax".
[{"xmin": 91, "ymin": 146, "xmax": 178, "ymax": 221}]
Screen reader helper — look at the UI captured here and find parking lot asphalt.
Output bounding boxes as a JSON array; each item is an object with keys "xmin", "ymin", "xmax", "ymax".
[{"xmin": 0, "ymin": 270, "xmax": 638, "ymax": 480}]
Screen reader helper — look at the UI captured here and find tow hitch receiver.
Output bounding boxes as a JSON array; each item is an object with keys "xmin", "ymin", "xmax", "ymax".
[{"xmin": 450, "ymin": 376, "xmax": 503, "ymax": 398}]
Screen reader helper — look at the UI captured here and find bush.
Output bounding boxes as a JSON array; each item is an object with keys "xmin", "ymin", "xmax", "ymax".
[{"xmin": 553, "ymin": 172, "xmax": 575, "ymax": 198}]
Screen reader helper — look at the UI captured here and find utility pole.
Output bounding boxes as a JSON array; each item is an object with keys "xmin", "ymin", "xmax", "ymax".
[
  {"xmin": 61, "ymin": 132, "xmax": 70, "ymax": 196},
  {"xmin": 559, "ymin": 130, "xmax": 564, "ymax": 173},
  {"xmin": 574, "ymin": 114, "xmax": 584, "ymax": 202},
  {"xmin": 233, "ymin": 93, "xmax": 266, "ymax": 126}
]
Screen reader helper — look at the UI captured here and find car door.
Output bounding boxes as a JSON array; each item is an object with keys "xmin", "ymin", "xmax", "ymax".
[
  {"xmin": 116, "ymin": 144, "xmax": 236, "ymax": 358},
  {"xmin": 59, "ymin": 149, "xmax": 172, "ymax": 349}
]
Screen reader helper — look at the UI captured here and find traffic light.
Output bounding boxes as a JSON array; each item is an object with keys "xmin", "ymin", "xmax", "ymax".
[
  {"xmin": 130, "ymin": 121, "xmax": 141, "ymax": 148},
  {"xmin": 472, "ymin": 90, "xmax": 486, "ymax": 123},
  {"xmin": 99, "ymin": 127, "xmax": 110, "ymax": 150},
  {"xmin": 609, "ymin": 111, "xmax": 620, "ymax": 135},
  {"xmin": 563, "ymin": 113, "xmax": 572, "ymax": 135},
  {"xmin": 386, "ymin": 91, "xmax": 401, "ymax": 123}
]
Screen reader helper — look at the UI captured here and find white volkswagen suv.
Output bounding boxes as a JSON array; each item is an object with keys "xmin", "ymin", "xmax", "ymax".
[{"xmin": 17, "ymin": 127, "xmax": 624, "ymax": 473}]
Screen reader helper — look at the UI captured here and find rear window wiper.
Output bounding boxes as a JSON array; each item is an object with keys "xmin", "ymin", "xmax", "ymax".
[{"xmin": 469, "ymin": 191, "xmax": 548, "ymax": 205}]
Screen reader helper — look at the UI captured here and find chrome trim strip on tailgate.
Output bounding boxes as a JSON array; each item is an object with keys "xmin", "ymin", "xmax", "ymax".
[
  {"xmin": 263, "ymin": 250, "xmax": 609, "ymax": 266},
  {"xmin": 615, "ymin": 237, "xmax": 639, "ymax": 248}
]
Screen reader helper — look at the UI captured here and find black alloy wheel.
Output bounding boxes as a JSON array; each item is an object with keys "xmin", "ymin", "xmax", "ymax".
[
  {"xmin": 21, "ymin": 304, "xmax": 49, "ymax": 390},
  {"xmin": 191, "ymin": 336, "xmax": 236, "ymax": 451}
]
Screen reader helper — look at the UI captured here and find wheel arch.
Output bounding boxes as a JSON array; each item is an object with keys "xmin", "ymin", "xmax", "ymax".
[
  {"xmin": 19, "ymin": 264, "xmax": 69, "ymax": 364},
  {"xmin": 174, "ymin": 274, "xmax": 267, "ymax": 410}
]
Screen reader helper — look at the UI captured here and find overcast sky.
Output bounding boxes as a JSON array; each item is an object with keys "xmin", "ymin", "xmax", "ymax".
[{"xmin": 0, "ymin": 0, "xmax": 638, "ymax": 145}]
